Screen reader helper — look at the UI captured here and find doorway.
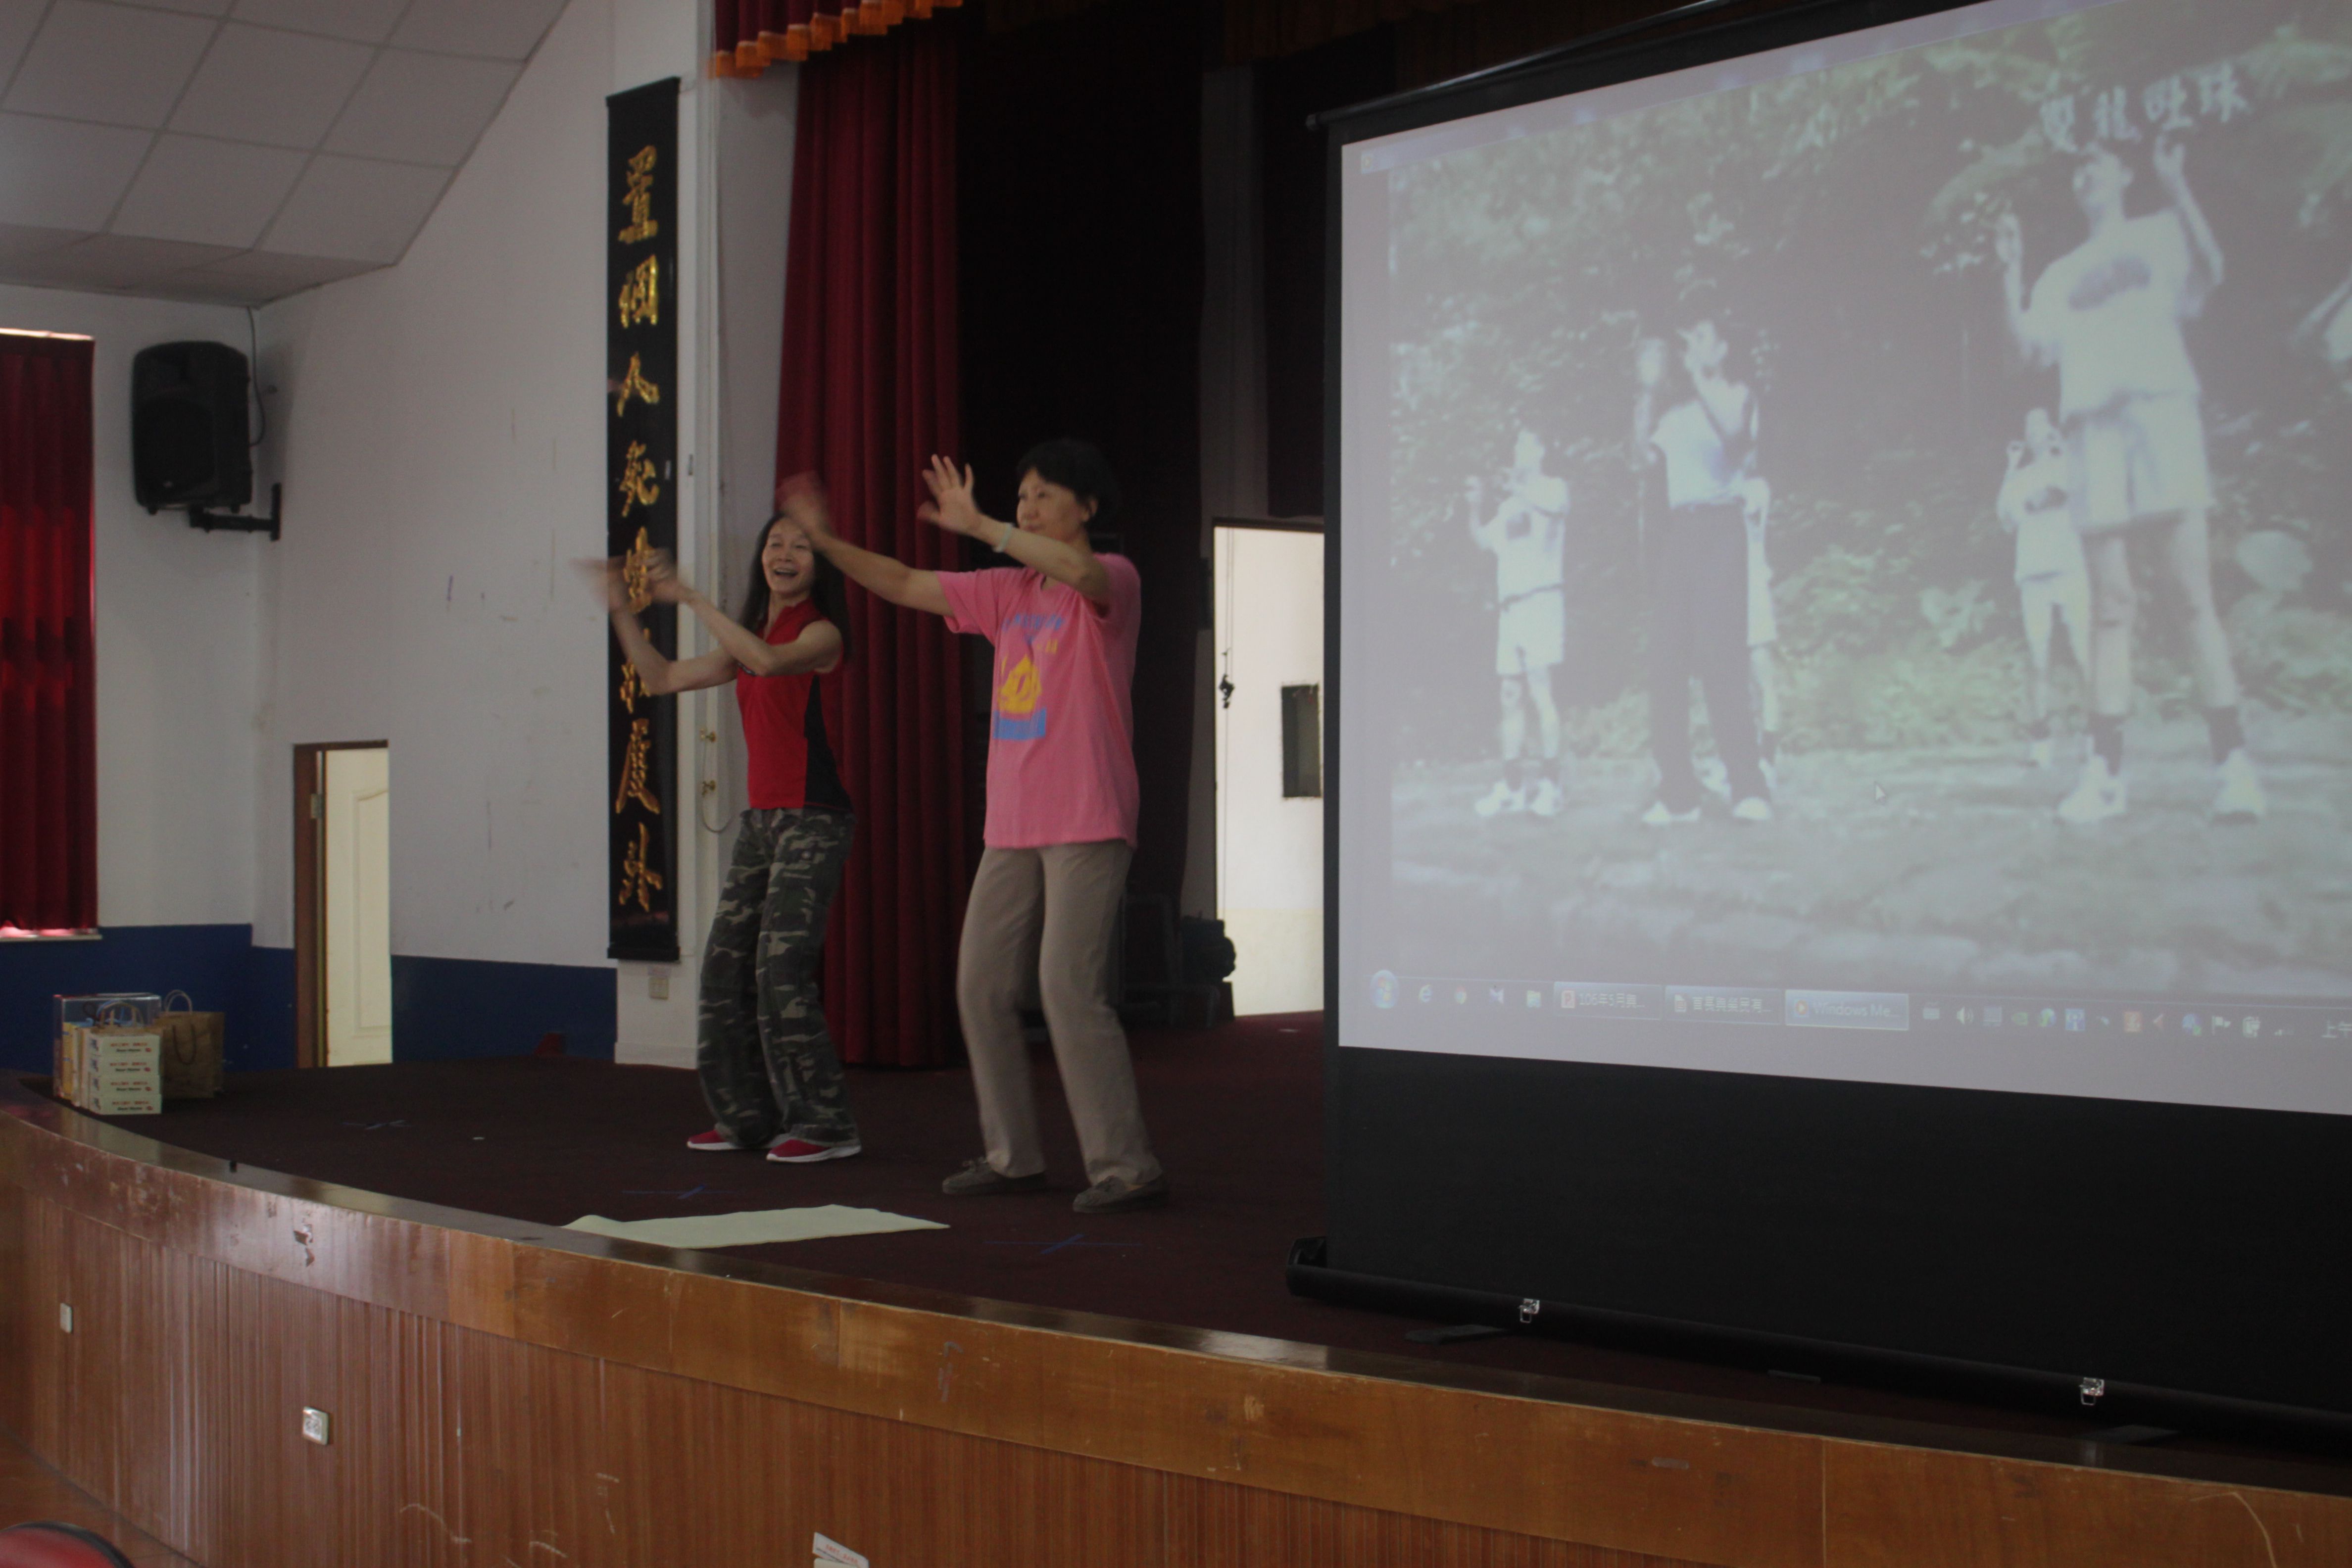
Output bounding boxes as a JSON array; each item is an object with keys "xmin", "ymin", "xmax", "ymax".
[
  {"xmin": 293, "ymin": 742, "xmax": 392, "ymax": 1067},
  {"xmin": 1213, "ymin": 521, "xmax": 1324, "ymax": 1016}
]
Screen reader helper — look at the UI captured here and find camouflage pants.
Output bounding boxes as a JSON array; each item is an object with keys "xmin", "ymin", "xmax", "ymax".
[{"xmin": 698, "ymin": 807, "xmax": 858, "ymax": 1146}]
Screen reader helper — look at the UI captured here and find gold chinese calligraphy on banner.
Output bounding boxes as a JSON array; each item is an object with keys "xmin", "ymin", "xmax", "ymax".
[{"xmin": 606, "ymin": 78, "xmax": 681, "ymax": 962}]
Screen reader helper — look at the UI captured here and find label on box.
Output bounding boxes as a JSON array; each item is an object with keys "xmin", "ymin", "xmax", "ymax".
[{"xmin": 82, "ymin": 1088, "xmax": 161, "ymax": 1115}]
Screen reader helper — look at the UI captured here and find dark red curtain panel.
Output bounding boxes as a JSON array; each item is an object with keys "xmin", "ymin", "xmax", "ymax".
[
  {"xmin": 780, "ymin": 26, "xmax": 967, "ymax": 1068},
  {"xmin": 0, "ymin": 334, "xmax": 98, "ymax": 933},
  {"xmin": 714, "ymin": 0, "xmax": 959, "ymax": 74}
]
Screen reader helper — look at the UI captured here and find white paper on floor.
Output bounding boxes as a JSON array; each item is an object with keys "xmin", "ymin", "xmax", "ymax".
[{"xmin": 564, "ymin": 1205, "xmax": 946, "ymax": 1249}]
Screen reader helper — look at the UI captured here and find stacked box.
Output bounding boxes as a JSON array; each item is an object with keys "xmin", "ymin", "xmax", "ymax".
[
  {"xmin": 54, "ymin": 1022, "xmax": 82, "ymax": 1104},
  {"xmin": 71, "ymin": 1025, "xmax": 162, "ymax": 1115},
  {"xmin": 51, "ymin": 993, "xmax": 161, "ymax": 1102}
]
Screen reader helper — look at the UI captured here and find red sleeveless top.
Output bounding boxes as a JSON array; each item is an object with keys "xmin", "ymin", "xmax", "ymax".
[{"xmin": 736, "ymin": 598, "xmax": 850, "ymax": 812}]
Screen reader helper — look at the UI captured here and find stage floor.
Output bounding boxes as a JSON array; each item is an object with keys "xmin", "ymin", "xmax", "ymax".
[{"xmin": 59, "ymin": 1013, "xmax": 2327, "ymax": 1462}]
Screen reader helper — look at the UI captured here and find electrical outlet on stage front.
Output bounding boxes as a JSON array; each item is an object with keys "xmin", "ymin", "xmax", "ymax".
[{"xmin": 301, "ymin": 1407, "xmax": 332, "ymax": 1446}]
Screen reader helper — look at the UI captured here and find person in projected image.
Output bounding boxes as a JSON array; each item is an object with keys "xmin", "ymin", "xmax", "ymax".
[
  {"xmin": 1467, "ymin": 428, "xmax": 1572, "ymax": 818},
  {"xmin": 1998, "ymin": 408, "xmax": 2091, "ymax": 769},
  {"xmin": 1996, "ymin": 138, "xmax": 2265, "ymax": 824},
  {"xmin": 1698, "ymin": 473, "xmax": 1781, "ymax": 800},
  {"xmin": 1633, "ymin": 320, "xmax": 1773, "ymax": 825}
]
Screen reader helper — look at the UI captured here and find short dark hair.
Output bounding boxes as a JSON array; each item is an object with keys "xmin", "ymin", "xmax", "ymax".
[
  {"xmin": 1014, "ymin": 438, "xmax": 1120, "ymax": 525},
  {"xmin": 737, "ymin": 513, "xmax": 852, "ymax": 661}
]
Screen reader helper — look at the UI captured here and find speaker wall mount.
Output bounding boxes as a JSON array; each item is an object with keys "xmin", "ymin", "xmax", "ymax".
[{"xmin": 183, "ymin": 482, "xmax": 282, "ymax": 541}]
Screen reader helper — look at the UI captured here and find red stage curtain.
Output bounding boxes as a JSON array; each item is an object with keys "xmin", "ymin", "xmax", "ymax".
[
  {"xmin": 779, "ymin": 25, "xmax": 967, "ymax": 1068},
  {"xmin": 713, "ymin": 0, "xmax": 959, "ymax": 75},
  {"xmin": 0, "ymin": 334, "xmax": 97, "ymax": 933}
]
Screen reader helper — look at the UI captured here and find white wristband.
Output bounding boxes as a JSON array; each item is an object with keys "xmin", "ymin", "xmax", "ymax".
[{"xmin": 995, "ymin": 521, "xmax": 1015, "ymax": 553}]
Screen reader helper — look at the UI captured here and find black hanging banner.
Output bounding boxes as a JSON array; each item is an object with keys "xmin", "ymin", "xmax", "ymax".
[{"xmin": 606, "ymin": 77, "xmax": 682, "ymax": 962}]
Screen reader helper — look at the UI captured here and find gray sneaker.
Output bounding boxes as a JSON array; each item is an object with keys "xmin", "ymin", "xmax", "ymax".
[
  {"xmin": 940, "ymin": 1157, "xmax": 1048, "ymax": 1197},
  {"xmin": 1072, "ymin": 1172, "xmax": 1171, "ymax": 1214}
]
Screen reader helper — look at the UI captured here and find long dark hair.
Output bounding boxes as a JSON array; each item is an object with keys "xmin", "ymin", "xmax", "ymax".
[{"xmin": 737, "ymin": 512, "xmax": 852, "ymax": 661}]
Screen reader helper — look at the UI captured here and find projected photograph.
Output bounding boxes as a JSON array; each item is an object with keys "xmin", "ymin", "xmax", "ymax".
[{"xmin": 1380, "ymin": 0, "xmax": 2352, "ymax": 1000}]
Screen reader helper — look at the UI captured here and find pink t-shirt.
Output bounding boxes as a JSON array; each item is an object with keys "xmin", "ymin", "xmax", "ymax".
[{"xmin": 938, "ymin": 554, "xmax": 1142, "ymax": 848}]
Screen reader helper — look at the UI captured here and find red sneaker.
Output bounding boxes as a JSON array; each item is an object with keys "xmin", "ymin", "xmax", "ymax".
[
  {"xmin": 685, "ymin": 1127, "xmax": 785, "ymax": 1153},
  {"xmin": 766, "ymin": 1136, "xmax": 862, "ymax": 1164}
]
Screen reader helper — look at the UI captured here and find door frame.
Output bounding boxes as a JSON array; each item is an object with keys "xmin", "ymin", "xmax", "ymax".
[
  {"xmin": 292, "ymin": 740, "xmax": 389, "ymax": 1070},
  {"xmin": 1209, "ymin": 519, "xmax": 1326, "ymax": 1016}
]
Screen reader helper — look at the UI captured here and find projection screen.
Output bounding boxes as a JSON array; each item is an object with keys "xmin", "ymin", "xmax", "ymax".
[{"xmin": 1324, "ymin": 0, "xmax": 2352, "ymax": 1428}]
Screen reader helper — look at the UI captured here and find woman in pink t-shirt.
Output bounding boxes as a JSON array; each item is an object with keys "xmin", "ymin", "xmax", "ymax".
[{"xmin": 784, "ymin": 440, "xmax": 1168, "ymax": 1214}]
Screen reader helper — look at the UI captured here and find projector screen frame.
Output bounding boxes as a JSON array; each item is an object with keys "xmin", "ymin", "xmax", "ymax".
[{"xmin": 1309, "ymin": 0, "xmax": 2352, "ymax": 1447}]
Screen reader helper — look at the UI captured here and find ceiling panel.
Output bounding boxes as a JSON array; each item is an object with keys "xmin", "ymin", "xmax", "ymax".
[
  {"xmin": 3, "ymin": 1, "xmax": 217, "ymax": 128},
  {"xmin": 112, "ymin": 133, "xmax": 305, "ymax": 247},
  {"xmin": 0, "ymin": 222, "xmax": 86, "ymax": 265},
  {"xmin": 325, "ymin": 49, "xmax": 517, "ymax": 168},
  {"xmin": 193, "ymin": 246, "xmax": 378, "ymax": 291},
  {"xmin": 0, "ymin": 5, "xmax": 46, "ymax": 92},
  {"xmin": 0, "ymin": 111, "xmax": 154, "ymax": 230},
  {"xmin": 4, "ymin": 231, "xmax": 241, "ymax": 291},
  {"xmin": 229, "ymin": 0, "xmax": 410, "ymax": 44},
  {"xmin": 0, "ymin": 0, "xmax": 569, "ymax": 302},
  {"xmin": 168, "ymin": 21, "xmax": 372, "ymax": 148},
  {"xmin": 391, "ymin": 0, "xmax": 569, "ymax": 63},
  {"xmin": 263, "ymin": 153, "xmax": 448, "ymax": 263}
]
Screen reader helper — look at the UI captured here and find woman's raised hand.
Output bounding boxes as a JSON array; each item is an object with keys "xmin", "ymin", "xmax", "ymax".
[
  {"xmin": 642, "ymin": 548, "xmax": 691, "ymax": 605},
  {"xmin": 777, "ymin": 473, "xmax": 837, "ymax": 546},
  {"xmin": 574, "ymin": 555, "xmax": 628, "ymax": 612},
  {"xmin": 917, "ymin": 454, "xmax": 984, "ymax": 537}
]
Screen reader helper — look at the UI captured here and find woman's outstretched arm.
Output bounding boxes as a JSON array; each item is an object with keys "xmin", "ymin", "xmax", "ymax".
[
  {"xmin": 579, "ymin": 558, "xmax": 735, "ymax": 695},
  {"xmin": 920, "ymin": 456, "xmax": 1111, "ymax": 606},
  {"xmin": 782, "ymin": 474, "xmax": 952, "ymax": 618},
  {"xmin": 643, "ymin": 553, "xmax": 841, "ymax": 678}
]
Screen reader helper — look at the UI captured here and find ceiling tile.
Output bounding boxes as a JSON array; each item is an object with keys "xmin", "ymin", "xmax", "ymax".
[
  {"xmin": 111, "ymin": 134, "xmax": 304, "ymax": 247},
  {"xmin": 0, "ymin": 111, "xmax": 154, "ymax": 229},
  {"xmin": 167, "ymin": 21, "xmax": 371, "ymax": 147},
  {"xmin": 3, "ymin": 1, "xmax": 217, "ymax": 128},
  {"xmin": 0, "ymin": 222, "xmax": 87, "ymax": 265},
  {"xmin": 390, "ymin": 0, "xmax": 567, "ymax": 62},
  {"xmin": 136, "ymin": 275, "xmax": 276, "ymax": 305},
  {"xmin": 229, "ymin": 0, "xmax": 410, "ymax": 45},
  {"xmin": 0, "ymin": 5, "xmax": 46, "ymax": 92},
  {"xmin": 324, "ymin": 49, "xmax": 516, "ymax": 167},
  {"xmin": 3, "ymin": 231, "xmax": 240, "ymax": 290},
  {"xmin": 194, "ymin": 245, "xmax": 379, "ymax": 293},
  {"xmin": 261, "ymin": 153, "xmax": 445, "ymax": 263}
]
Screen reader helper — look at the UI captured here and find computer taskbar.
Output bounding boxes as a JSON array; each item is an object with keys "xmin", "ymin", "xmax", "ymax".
[{"xmin": 1364, "ymin": 972, "xmax": 2352, "ymax": 1044}]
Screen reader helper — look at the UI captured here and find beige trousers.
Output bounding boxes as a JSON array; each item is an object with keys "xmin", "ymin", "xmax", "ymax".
[{"xmin": 957, "ymin": 841, "xmax": 1162, "ymax": 1187}]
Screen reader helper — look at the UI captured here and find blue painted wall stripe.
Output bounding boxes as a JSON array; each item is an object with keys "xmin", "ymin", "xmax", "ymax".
[{"xmin": 0, "ymin": 926, "xmax": 616, "ymax": 1075}]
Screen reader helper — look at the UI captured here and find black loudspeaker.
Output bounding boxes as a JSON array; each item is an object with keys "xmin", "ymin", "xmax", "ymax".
[{"xmin": 131, "ymin": 342, "xmax": 251, "ymax": 512}]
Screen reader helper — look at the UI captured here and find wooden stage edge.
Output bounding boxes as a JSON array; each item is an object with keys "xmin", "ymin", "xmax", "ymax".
[{"xmin": 2, "ymin": 1077, "xmax": 2347, "ymax": 1568}]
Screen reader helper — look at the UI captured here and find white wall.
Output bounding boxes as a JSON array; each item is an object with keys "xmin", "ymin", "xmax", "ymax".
[
  {"xmin": 249, "ymin": 0, "xmax": 716, "ymax": 1018},
  {"xmin": 5, "ymin": 0, "xmax": 786, "ymax": 1066},
  {"xmin": 1215, "ymin": 526, "xmax": 1323, "ymax": 1015},
  {"xmin": 0, "ymin": 286, "xmax": 264, "ymax": 930}
]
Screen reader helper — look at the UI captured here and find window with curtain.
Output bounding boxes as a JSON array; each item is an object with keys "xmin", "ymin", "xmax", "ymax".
[{"xmin": 0, "ymin": 331, "xmax": 98, "ymax": 934}]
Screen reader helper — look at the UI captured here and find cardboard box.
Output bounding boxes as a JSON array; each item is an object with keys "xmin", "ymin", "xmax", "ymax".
[
  {"xmin": 69, "ymin": 1026, "xmax": 162, "ymax": 1116},
  {"xmin": 53, "ymin": 1022, "xmax": 84, "ymax": 1104},
  {"xmin": 79, "ymin": 1081, "xmax": 162, "ymax": 1116},
  {"xmin": 51, "ymin": 993, "xmax": 160, "ymax": 1100}
]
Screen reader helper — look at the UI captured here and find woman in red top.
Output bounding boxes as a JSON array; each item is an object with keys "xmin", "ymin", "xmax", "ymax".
[{"xmin": 592, "ymin": 509, "xmax": 861, "ymax": 1163}]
